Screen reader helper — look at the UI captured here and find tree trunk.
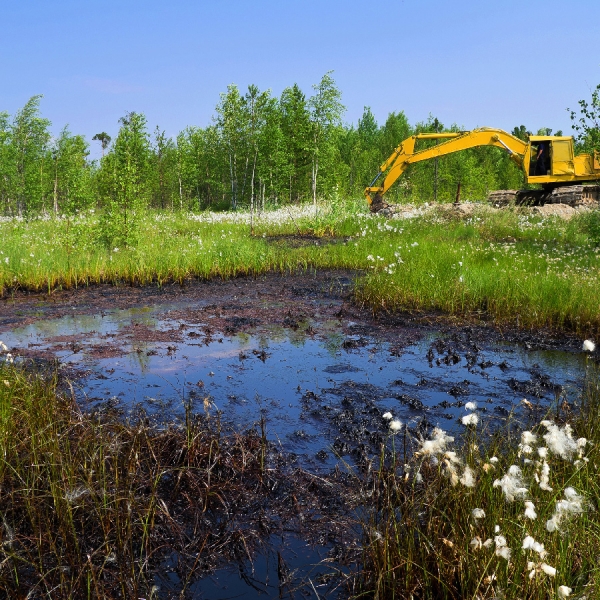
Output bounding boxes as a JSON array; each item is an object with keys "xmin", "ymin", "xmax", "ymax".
[{"xmin": 312, "ymin": 155, "xmax": 319, "ymax": 210}]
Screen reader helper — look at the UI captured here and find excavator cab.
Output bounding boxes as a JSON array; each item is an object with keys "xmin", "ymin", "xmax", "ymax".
[{"xmin": 528, "ymin": 136, "xmax": 576, "ymax": 178}]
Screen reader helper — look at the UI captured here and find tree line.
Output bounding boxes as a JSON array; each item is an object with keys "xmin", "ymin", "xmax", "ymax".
[{"xmin": 0, "ymin": 72, "xmax": 586, "ymax": 218}]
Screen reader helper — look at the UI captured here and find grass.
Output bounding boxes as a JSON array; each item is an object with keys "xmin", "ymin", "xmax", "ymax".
[
  {"xmin": 1, "ymin": 200, "xmax": 600, "ymax": 335},
  {"xmin": 1, "ymin": 196, "xmax": 600, "ymax": 597},
  {"xmin": 0, "ymin": 358, "xmax": 283, "ymax": 598}
]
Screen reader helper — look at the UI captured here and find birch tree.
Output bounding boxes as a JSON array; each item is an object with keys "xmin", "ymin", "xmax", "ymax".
[{"xmin": 308, "ymin": 72, "xmax": 345, "ymax": 206}]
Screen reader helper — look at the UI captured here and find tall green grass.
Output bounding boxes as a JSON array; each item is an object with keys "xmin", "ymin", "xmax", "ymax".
[{"xmin": 2, "ymin": 202, "xmax": 600, "ymax": 333}]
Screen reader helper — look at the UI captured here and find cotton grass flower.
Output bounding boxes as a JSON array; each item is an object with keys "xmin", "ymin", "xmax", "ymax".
[
  {"xmin": 546, "ymin": 486, "xmax": 585, "ymax": 532},
  {"xmin": 522, "ymin": 535, "xmax": 546, "ymax": 557},
  {"xmin": 558, "ymin": 585, "xmax": 572, "ymax": 598},
  {"xmin": 583, "ymin": 339, "xmax": 595, "ymax": 352},
  {"xmin": 535, "ymin": 460, "xmax": 553, "ymax": 492},
  {"xmin": 542, "ymin": 421, "xmax": 578, "ymax": 460},
  {"xmin": 382, "ymin": 412, "xmax": 393, "ymax": 420},
  {"xmin": 493, "ymin": 465, "xmax": 528, "ymax": 502},
  {"xmin": 464, "ymin": 401, "xmax": 477, "ymax": 411},
  {"xmin": 471, "ymin": 508, "xmax": 485, "ymax": 520},
  {"xmin": 416, "ymin": 427, "xmax": 454, "ymax": 457},
  {"xmin": 389, "ymin": 419, "xmax": 402, "ymax": 432},
  {"xmin": 461, "ymin": 413, "xmax": 478, "ymax": 426},
  {"xmin": 494, "ymin": 535, "xmax": 511, "ymax": 560},
  {"xmin": 541, "ymin": 563, "xmax": 556, "ymax": 577},
  {"xmin": 470, "ymin": 536, "xmax": 482, "ymax": 550},
  {"xmin": 527, "ymin": 561, "xmax": 556, "ymax": 579},
  {"xmin": 524, "ymin": 501, "xmax": 537, "ymax": 520},
  {"xmin": 460, "ymin": 466, "xmax": 476, "ymax": 488}
]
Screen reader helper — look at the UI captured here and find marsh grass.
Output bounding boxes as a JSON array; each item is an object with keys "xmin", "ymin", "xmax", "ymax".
[
  {"xmin": 0, "ymin": 358, "xmax": 336, "ymax": 598},
  {"xmin": 352, "ymin": 365, "xmax": 600, "ymax": 599},
  {"xmin": 1, "ymin": 201, "xmax": 600, "ymax": 333}
]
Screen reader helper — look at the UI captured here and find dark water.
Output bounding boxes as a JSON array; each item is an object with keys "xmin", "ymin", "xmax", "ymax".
[
  {"xmin": 1, "ymin": 303, "xmax": 587, "ymax": 597},
  {"xmin": 2, "ymin": 304, "xmax": 584, "ymax": 457}
]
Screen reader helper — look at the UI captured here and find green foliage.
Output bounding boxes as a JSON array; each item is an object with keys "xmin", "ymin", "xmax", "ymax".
[
  {"xmin": 49, "ymin": 127, "xmax": 93, "ymax": 215},
  {"xmin": 569, "ymin": 83, "xmax": 600, "ymax": 154},
  {"xmin": 98, "ymin": 111, "xmax": 151, "ymax": 248},
  {"xmin": 0, "ymin": 96, "xmax": 51, "ymax": 215},
  {"xmin": 308, "ymin": 71, "xmax": 345, "ymax": 205},
  {"xmin": 0, "ymin": 80, "xmax": 581, "ymax": 218}
]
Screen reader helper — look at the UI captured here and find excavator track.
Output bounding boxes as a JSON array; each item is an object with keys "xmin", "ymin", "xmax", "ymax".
[{"xmin": 488, "ymin": 185, "xmax": 600, "ymax": 207}]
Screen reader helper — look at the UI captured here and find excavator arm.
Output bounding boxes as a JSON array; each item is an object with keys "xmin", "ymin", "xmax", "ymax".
[{"xmin": 365, "ymin": 128, "xmax": 528, "ymax": 207}]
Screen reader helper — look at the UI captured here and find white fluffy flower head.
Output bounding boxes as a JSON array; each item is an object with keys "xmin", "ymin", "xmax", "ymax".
[
  {"xmin": 417, "ymin": 428, "xmax": 454, "ymax": 456},
  {"xmin": 542, "ymin": 421, "xmax": 578, "ymax": 460},
  {"xmin": 493, "ymin": 465, "xmax": 528, "ymax": 502},
  {"xmin": 461, "ymin": 413, "xmax": 479, "ymax": 426},
  {"xmin": 389, "ymin": 419, "xmax": 403, "ymax": 432},
  {"xmin": 583, "ymin": 339, "xmax": 595, "ymax": 352}
]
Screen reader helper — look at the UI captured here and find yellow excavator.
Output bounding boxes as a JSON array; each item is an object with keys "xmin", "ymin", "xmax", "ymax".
[{"xmin": 364, "ymin": 128, "xmax": 600, "ymax": 211}]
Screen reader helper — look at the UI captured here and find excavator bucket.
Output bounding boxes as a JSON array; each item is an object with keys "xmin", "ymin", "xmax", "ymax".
[{"xmin": 369, "ymin": 193, "xmax": 389, "ymax": 213}]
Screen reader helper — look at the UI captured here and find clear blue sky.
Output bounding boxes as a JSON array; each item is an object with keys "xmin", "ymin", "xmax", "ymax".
[{"xmin": 2, "ymin": 0, "xmax": 599, "ymax": 158}]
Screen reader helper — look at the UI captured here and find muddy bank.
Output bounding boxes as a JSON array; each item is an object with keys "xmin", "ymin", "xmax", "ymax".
[
  {"xmin": 0, "ymin": 269, "xmax": 586, "ymax": 465},
  {"xmin": 0, "ymin": 269, "xmax": 583, "ymax": 350}
]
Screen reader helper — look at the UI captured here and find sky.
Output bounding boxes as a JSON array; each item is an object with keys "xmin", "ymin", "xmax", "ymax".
[{"xmin": 2, "ymin": 0, "xmax": 599, "ymax": 159}]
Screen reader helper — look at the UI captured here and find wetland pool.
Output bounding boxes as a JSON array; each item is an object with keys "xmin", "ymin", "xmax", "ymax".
[{"xmin": 0, "ymin": 274, "xmax": 591, "ymax": 597}]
